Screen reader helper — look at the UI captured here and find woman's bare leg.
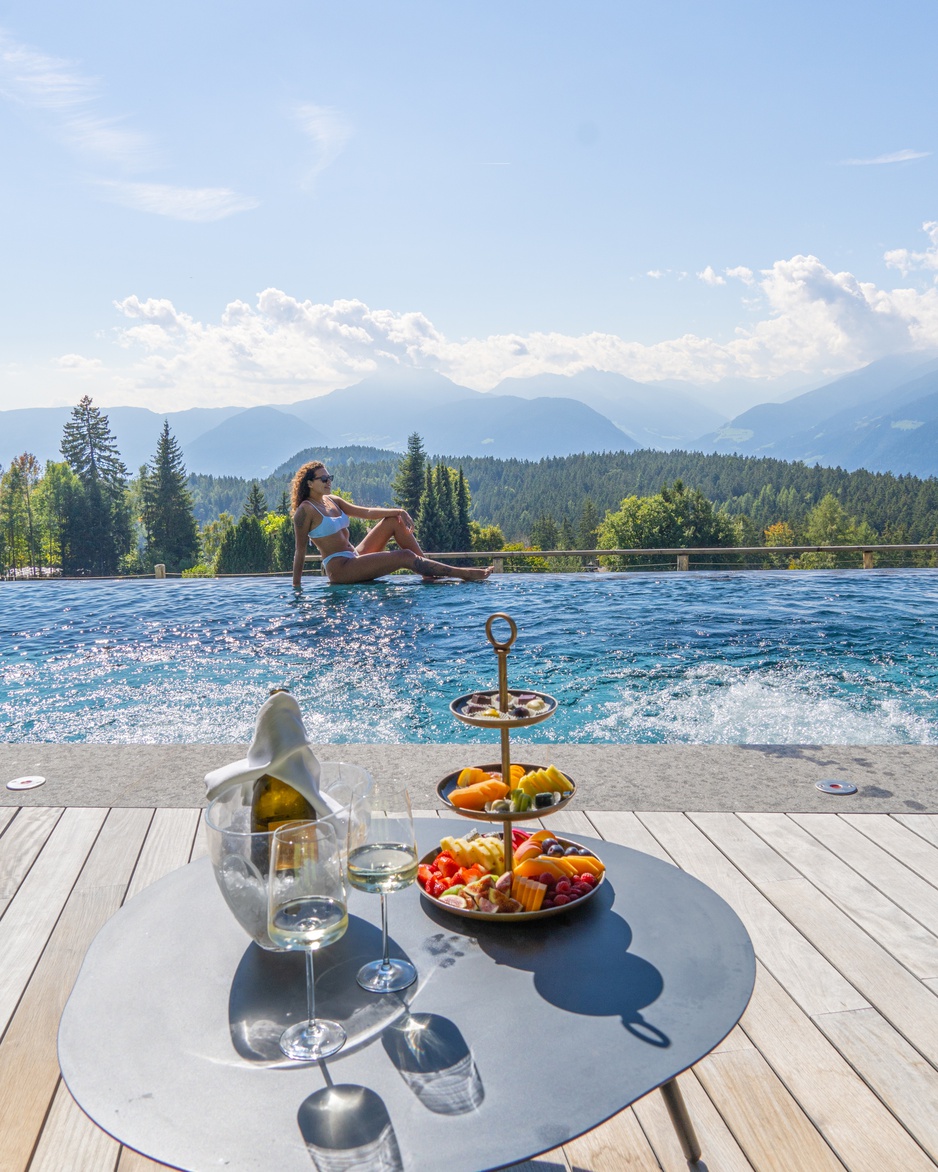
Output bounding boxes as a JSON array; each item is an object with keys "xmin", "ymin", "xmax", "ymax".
[
  {"xmin": 356, "ymin": 516, "xmax": 423, "ymax": 557},
  {"xmin": 326, "ymin": 548, "xmax": 492, "ymax": 584}
]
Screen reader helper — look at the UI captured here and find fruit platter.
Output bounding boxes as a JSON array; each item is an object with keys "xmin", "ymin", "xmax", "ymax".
[
  {"xmin": 449, "ymin": 688, "xmax": 558, "ymax": 729},
  {"xmin": 437, "ymin": 761, "xmax": 577, "ymax": 822},
  {"xmin": 418, "ymin": 827, "xmax": 605, "ymax": 921}
]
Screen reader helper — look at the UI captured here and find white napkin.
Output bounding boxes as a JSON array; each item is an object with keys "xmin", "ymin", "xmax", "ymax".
[{"xmin": 204, "ymin": 691, "xmax": 341, "ymax": 816}]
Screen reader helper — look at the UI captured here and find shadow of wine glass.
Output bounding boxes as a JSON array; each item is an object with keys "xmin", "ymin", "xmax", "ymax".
[
  {"xmin": 419, "ymin": 881, "xmax": 669, "ymax": 1045},
  {"xmin": 297, "ymin": 1082, "xmax": 403, "ymax": 1172},
  {"xmin": 381, "ymin": 1012, "xmax": 484, "ymax": 1114},
  {"xmin": 228, "ymin": 916, "xmax": 416, "ymax": 1063}
]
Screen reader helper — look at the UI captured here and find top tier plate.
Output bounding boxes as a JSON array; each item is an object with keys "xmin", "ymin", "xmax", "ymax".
[{"xmin": 450, "ymin": 688, "xmax": 558, "ymax": 730}]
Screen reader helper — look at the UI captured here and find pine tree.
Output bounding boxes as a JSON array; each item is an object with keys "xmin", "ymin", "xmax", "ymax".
[
  {"xmin": 454, "ymin": 469, "xmax": 472, "ymax": 552},
  {"xmin": 243, "ymin": 482, "xmax": 268, "ymax": 519},
  {"xmin": 576, "ymin": 498, "xmax": 600, "ymax": 550},
  {"xmin": 59, "ymin": 396, "xmax": 132, "ymax": 574},
  {"xmin": 142, "ymin": 422, "xmax": 200, "ymax": 571},
  {"xmin": 417, "ymin": 465, "xmax": 446, "ymax": 551},
  {"xmin": 434, "ymin": 463, "xmax": 457, "ymax": 550},
  {"xmin": 558, "ymin": 516, "xmax": 576, "ymax": 549},
  {"xmin": 392, "ymin": 433, "xmax": 427, "ymax": 519},
  {"xmin": 215, "ymin": 515, "xmax": 270, "ymax": 574},
  {"xmin": 277, "ymin": 491, "xmax": 291, "ymax": 516},
  {"xmin": 529, "ymin": 514, "xmax": 559, "ymax": 550}
]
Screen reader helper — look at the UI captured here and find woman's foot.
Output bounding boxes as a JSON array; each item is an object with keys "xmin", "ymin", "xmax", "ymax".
[{"xmin": 452, "ymin": 564, "xmax": 494, "ymax": 581}]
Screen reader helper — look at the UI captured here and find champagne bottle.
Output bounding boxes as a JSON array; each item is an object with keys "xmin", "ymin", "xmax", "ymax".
[{"xmin": 250, "ymin": 773, "xmax": 317, "ymax": 835}]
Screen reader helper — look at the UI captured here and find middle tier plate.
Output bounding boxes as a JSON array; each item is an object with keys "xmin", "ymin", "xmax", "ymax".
[{"xmin": 437, "ymin": 762, "xmax": 577, "ymax": 823}]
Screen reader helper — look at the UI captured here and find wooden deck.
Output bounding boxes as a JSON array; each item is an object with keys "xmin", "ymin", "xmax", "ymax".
[{"xmin": 1, "ymin": 805, "xmax": 936, "ymax": 1171}]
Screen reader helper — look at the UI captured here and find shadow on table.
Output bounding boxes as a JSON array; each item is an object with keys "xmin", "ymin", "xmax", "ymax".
[
  {"xmin": 228, "ymin": 915, "xmax": 415, "ymax": 1062},
  {"xmin": 382, "ymin": 1012, "xmax": 484, "ymax": 1114},
  {"xmin": 420, "ymin": 881, "xmax": 668, "ymax": 1046},
  {"xmin": 298, "ymin": 1080, "xmax": 403, "ymax": 1172}
]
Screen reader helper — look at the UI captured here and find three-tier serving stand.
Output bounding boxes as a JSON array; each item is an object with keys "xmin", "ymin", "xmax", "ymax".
[{"xmin": 437, "ymin": 612, "xmax": 575, "ymax": 873}]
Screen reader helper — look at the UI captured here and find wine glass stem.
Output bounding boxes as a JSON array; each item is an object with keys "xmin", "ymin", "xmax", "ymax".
[
  {"xmin": 305, "ymin": 948, "xmax": 317, "ymax": 1026},
  {"xmin": 379, "ymin": 892, "xmax": 392, "ymax": 971}
]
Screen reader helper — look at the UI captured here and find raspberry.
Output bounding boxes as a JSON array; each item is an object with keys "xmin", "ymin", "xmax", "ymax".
[
  {"xmin": 570, "ymin": 884, "xmax": 590, "ymax": 899},
  {"xmin": 552, "ymin": 893, "xmax": 571, "ymax": 906},
  {"xmin": 579, "ymin": 873, "xmax": 597, "ymax": 887},
  {"xmin": 542, "ymin": 898, "xmax": 554, "ymax": 909},
  {"xmin": 555, "ymin": 879, "xmax": 572, "ymax": 895},
  {"xmin": 538, "ymin": 872, "xmax": 555, "ymax": 887}
]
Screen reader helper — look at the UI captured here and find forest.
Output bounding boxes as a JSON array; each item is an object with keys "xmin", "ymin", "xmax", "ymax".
[{"xmin": 4, "ymin": 400, "xmax": 938, "ymax": 578}]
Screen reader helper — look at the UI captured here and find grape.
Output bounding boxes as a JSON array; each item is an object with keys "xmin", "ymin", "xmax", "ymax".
[
  {"xmin": 546, "ymin": 844, "xmax": 565, "ymax": 857},
  {"xmin": 540, "ymin": 839, "xmax": 560, "ymax": 852},
  {"xmin": 564, "ymin": 846, "xmax": 581, "ymax": 856}
]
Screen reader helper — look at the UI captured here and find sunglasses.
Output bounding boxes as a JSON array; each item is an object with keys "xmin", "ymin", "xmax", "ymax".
[{"xmin": 310, "ymin": 473, "xmax": 333, "ymax": 483}]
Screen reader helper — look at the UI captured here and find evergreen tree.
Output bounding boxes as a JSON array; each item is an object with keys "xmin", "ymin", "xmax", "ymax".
[
  {"xmin": 141, "ymin": 422, "xmax": 200, "ymax": 571},
  {"xmin": 59, "ymin": 396, "xmax": 132, "ymax": 575},
  {"xmin": 277, "ymin": 491, "xmax": 291, "ymax": 516},
  {"xmin": 34, "ymin": 460, "xmax": 82, "ymax": 572},
  {"xmin": 576, "ymin": 498, "xmax": 600, "ymax": 549},
  {"xmin": 434, "ymin": 463, "xmax": 457, "ymax": 549},
  {"xmin": 243, "ymin": 482, "xmax": 268, "ymax": 518},
  {"xmin": 215, "ymin": 515, "xmax": 270, "ymax": 574},
  {"xmin": 558, "ymin": 516, "xmax": 576, "ymax": 549},
  {"xmin": 529, "ymin": 514, "xmax": 559, "ymax": 550},
  {"xmin": 392, "ymin": 433, "xmax": 427, "ymax": 518},
  {"xmin": 454, "ymin": 469, "xmax": 472, "ymax": 552},
  {"xmin": 417, "ymin": 465, "xmax": 447, "ymax": 550}
]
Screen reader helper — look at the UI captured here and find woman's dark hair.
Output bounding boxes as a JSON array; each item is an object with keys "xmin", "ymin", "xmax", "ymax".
[{"xmin": 291, "ymin": 461, "xmax": 326, "ymax": 511}]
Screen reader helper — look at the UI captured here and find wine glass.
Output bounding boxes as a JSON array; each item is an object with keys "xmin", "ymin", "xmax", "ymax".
[
  {"xmin": 346, "ymin": 788, "xmax": 418, "ymax": 993},
  {"xmin": 268, "ymin": 821, "xmax": 348, "ymax": 1060}
]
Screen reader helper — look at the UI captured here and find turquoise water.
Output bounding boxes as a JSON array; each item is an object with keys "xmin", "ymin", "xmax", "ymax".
[{"xmin": 2, "ymin": 571, "xmax": 937, "ymax": 744}]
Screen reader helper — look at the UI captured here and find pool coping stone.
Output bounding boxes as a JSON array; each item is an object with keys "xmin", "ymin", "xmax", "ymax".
[{"xmin": 1, "ymin": 743, "xmax": 935, "ymax": 813}]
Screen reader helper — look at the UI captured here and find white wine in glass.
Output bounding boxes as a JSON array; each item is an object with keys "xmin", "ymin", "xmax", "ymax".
[
  {"xmin": 346, "ymin": 790, "xmax": 418, "ymax": 993},
  {"xmin": 268, "ymin": 821, "xmax": 348, "ymax": 1060}
]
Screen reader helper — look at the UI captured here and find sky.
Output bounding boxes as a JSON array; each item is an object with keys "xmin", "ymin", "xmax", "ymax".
[{"xmin": 2, "ymin": 0, "xmax": 938, "ymax": 417}]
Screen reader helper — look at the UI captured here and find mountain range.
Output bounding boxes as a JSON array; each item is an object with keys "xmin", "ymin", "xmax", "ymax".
[{"xmin": 2, "ymin": 354, "xmax": 938, "ymax": 478}]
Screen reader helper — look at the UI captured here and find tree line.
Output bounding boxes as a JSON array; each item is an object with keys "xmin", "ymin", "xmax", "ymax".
[{"xmin": 4, "ymin": 403, "xmax": 938, "ymax": 578}]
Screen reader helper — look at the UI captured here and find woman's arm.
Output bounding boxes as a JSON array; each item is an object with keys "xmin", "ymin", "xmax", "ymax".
[
  {"xmin": 292, "ymin": 507, "xmax": 314, "ymax": 588},
  {"xmin": 330, "ymin": 496, "xmax": 414, "ymax": 529}
]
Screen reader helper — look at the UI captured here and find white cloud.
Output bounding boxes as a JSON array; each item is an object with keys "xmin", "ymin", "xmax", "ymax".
[
  {"xmin": 646, "ymin": 269, "xmax": 665, "ymax": 279},
  {"xmin": 293, "ymin": 103, "xmax": 352, "ymax": 185},
  {"xmin": 0, "ymin": 28, "xmax": 257, "ymax": 218},
  {"xmin": 97, "ymin": 181, "xmax": 260, "ymax": 222},
  {"xmin": 884, "ymin": 220, "xmax": 938, "ymax": 276},
  {"xmin": 697, "ymin": 266, "xmax": 725, "ymax": 286},
  {"xmin": 725, "ymin": 266, "xmax": 755, "ymax": 285},
  {"xmin": 14, "ymin": 223, "xmax": 937, "ymax": 412},
  {"xmin": 840, "ymin": 148, "xmax": 930, "ymax": 165}
]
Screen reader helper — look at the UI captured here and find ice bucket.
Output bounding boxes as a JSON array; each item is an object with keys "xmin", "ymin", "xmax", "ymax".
[{"xmin": 204, "ymin": 761, "xmax": 373, "ymax": 950}]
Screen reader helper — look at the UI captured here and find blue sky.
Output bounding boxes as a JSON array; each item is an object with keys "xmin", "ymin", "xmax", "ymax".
[{"xmin": 2, "ymin": 0, "xmax": 937, "ymax": 414}]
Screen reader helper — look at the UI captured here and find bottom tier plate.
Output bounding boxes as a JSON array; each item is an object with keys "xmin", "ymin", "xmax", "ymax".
[{"xmin": 418, "ymin": 835, "xmax": 605, "ymax": 923}]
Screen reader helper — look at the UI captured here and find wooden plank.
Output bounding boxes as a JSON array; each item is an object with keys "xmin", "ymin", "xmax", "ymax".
[
  {"xmin": 761, "ymin": 875, "xmax": 938, "ymax": 1067},
  {"xmin": 739, "ymin": 962, "xmax": 934, "ymax": 1172},
  {"xmin": 0, "ymin": 809, "xmax": 16, "ymax": 838},
  {"xmin": 0, "ymin": 808, "xmax": 62, "ymax": 919},
  {"xmin": 188, "ymin": 813, "xmax": 209, "ymax": 863},
  {"xmin": 125, "ymin": 808, "xmax": 199, "ymax": 900},
  {"xmin": 892, "ymin": 814, "xmax": 938, "ymax": 849},
  {"xmin": 563, "ymin": 1105, "xmax": 661, "ymax": 1170},
  {"xmin": 814, "ymin": 1005, "xmax": 938, "ymax": 1162},
  {"xmin": 692, "ymin": 1047, "xmax": 845, "ymax": 1171},
  {"xmin": 542, "ymin": 809, "xmax": 596, "ymax": 838},
  {"xmin": 631, "ymin": 1069, "xmax": 755, "ymax": 1171},
  {"xmin": 788, "ymin": 813, "xmax": 938, "ymax": 937},
  {"xmin": 28, "ymin": 1081, "xmax": 120, "ymax": 1172},
  {"xmin": 688, "ymin": 812, "xmax": 800, "ymax": 884},
  {"xmin": 839, "ymin": 813, "xmax": 938, "ymax": 887},
  {"xmin": 586, "ymin": 812, "xmax": 675, "ymax": 864},
  {"xmin": 0, "ymin": 808, "xmax": 151, "ymax": 1172},
  {"xmin": 735, "ymin": 813, "xmax": 938, "ymax": 979},
  {"xmin": 115, "ymin": 1149, "xmax": 176, "ymax": 1171},
  {"xmin": 636, "ymin": 813, "xmax": 867, "ymax": 1016},
  {"xmin": 0, "ymin": 807, "xmax": 106, "ymax": 1039}
]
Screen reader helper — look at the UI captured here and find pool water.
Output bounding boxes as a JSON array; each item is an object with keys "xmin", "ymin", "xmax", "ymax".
[{"xmin": 2, "ymin": 571, "xmax": 937, "ymax": 745}]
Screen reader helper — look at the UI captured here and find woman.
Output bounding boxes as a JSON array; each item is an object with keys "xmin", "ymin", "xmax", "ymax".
[{"xmin": 291, "ymin": 460, "xmax": 492, "ymax": 587}]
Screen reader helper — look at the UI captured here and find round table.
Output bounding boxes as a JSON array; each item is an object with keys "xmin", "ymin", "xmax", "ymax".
[{"xmin": 59, "ymin": 821, "xmax": 754, "ymax": 1172}]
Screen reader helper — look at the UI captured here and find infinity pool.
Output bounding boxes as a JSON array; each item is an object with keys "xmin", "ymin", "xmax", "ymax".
[{"xmin": 3, "ymin": 571, "xmax": 937, "ymax": 744}]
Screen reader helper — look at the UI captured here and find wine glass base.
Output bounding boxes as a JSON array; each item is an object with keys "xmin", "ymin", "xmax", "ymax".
[
  {"xmin": 279, "ymin": 1018, "xmax": 347, "ymax": 1060},
  {"xmin": 356, "ymin": 958, "xmax": 417, "ymax": 993}
]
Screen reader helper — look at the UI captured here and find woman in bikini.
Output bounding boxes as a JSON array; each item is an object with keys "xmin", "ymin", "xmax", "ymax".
[{"xmin": 291, "ymin": 460, "xmax": 493, "ymax": 587}]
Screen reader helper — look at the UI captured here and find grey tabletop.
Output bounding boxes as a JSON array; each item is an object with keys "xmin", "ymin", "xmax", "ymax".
[{"xmin": 59, "ymin": 820, "xmax": 755, "ymax": 1172}]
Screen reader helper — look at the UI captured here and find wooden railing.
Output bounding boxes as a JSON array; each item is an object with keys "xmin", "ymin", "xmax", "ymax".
[{"xmin": 307, "ymin": 544, "xmax": 938, "ymax": 573}]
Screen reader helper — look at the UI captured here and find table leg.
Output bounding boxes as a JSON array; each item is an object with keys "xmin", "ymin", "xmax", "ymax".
[{"xmin": 659, "ymin": 1077, "xmax": 702, "ymax": 1163}]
